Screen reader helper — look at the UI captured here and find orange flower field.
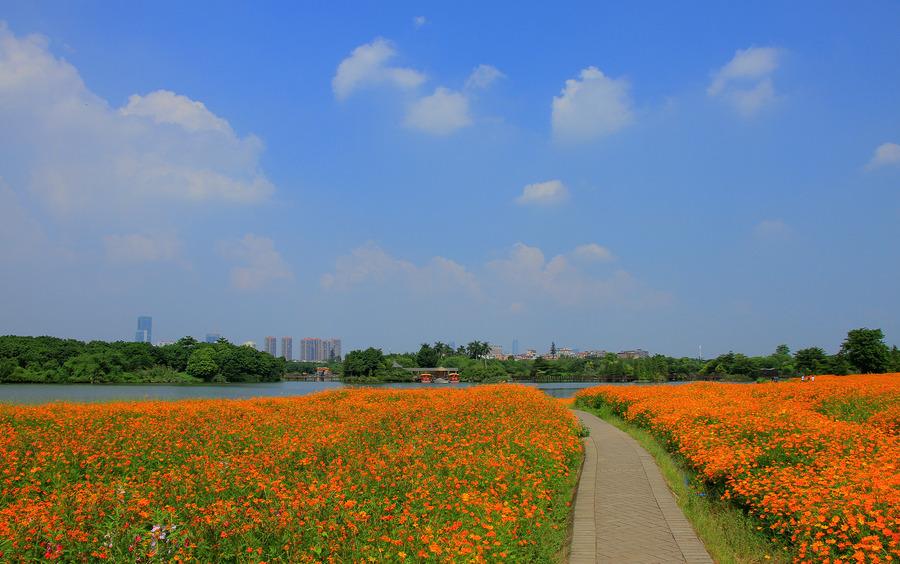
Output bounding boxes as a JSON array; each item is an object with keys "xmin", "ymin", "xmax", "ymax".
[
  {"xmin": 0, "ymin": 385, "xmax": 582, "ymax": 562},
  {"xmin": 576, "ymin": 374, "xmax": 900, "ymax": 562}
]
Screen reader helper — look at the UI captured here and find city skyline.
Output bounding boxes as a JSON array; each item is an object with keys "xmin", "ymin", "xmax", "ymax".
[
  {"xmin": 128, "ymin": 315, "xmax": 650, "ymax": 360},
  {"xmin": 1, "ymin": 3, "xmax": 899, "ymax": 357}
]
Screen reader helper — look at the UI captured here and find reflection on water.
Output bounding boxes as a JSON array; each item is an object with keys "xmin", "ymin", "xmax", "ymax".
[{"xmin": 0, "ymin": 380, "xmax": 643, "ymax": 405}]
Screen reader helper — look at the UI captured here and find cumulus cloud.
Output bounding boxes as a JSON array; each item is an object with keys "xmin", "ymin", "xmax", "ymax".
[
  {"xmin": 0, "ymin": 23, "xmax": 273, "ymax": 218},
  {"xmin": 103, "ymin": 233, "xmax": 182, "ymax": 263},
  {"xmin": 413, "ymin": 16, "xmax": 427, "ymax": 28},
  {"xmin": 119, "ymin": 90, "xmax": 233, "ymax": 134},
  {"xmin": 551, "ymin": 66, "xmax": 634, "ymax": 142},
  {"xmin": 516, "ymin": 180, "xmax": 569, "ymax": 206},
  {"xmin": 404, "ymin": 87, "xmax": 472, "ymax": 135},
  {"xmin": 323, "ymin": 242, "xmax": 665, "ymax": 311},
  {"xmin": 572, "ymin": 243, "xmax": 615, "ymax": 262},
  {"xmin": 321, "ymin": 242, "xmax": 479, "ymax": 295},
  {"xmin": 708, "ymin": 47, "xmax": 781, "ymax": 116},
  {"xmin": 332, "ymin": 38, "xmax": 426, "ymax": 100},
  {"xmin": 486, "ymin": 243, "xmax": 665, "ymax": 308},
  {"xmin": 220, "ymin": 234, "xmax": 293, "ymax": 291},
  {"xmin": 465, "ymin": 64, "xmax": 504, "ymax": 90},
  {"xmin": 865, "ymin": 142, "xmax": 900, "ymax": 170}
]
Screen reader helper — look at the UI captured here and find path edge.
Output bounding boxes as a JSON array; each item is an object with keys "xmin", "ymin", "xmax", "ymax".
[{"xmin": 567, "ymin": 416, "xmax": 598, "ymax": 563}]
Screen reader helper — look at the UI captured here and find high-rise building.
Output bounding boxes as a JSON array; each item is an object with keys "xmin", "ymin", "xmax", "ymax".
[
  {"xmin": 512, "ymin": 339, "xmax": 519, "ymax": 356},
  {"xmin": 135, "ymin": 316, "xmax": 152, "ymax": 343},
  {"xmin": 281, "ymin": 336, "xmax": 293, "ymax": 361},
  {"xmin": 205, "ymin": 333, "xmax": 221, "ymax": 344},
  {"xmin": 264, "ymin": 336, "xmax": 277, "ymax": 357},
  {"xmin": 300, "ymin": 338, "xmax": 321, "ymax": 362},
  {"xmin": 321, "ymin": 338, "xmax": 342, "ymax": 361}
]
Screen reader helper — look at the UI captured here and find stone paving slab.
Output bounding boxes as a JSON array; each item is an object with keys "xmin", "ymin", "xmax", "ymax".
[{"xmin": 569, "ymin": 410, "xmax": 713, "ymax": 564}]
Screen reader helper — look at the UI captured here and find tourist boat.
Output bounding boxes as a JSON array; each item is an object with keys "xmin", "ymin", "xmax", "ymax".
[
  {"xmin": 448, "ymin": 372, "xmax": 460, "ymax": 384},
  {"xmin": 419, "ymin": 373, "xmax": 432, "ymax": 383}
]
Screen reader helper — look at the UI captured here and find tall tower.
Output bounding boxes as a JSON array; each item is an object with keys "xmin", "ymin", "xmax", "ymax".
[
  {"xmin": 329, "ymin": 338, "xmax": 342, "ymax": 361},
  {"xmin": 264, "ymin": 336, "xmax": 277, "ymax": 357},
  {"xmin": 135, "ymin": 316, "xmax": 152, "ymax": 343},
  {"xmin": 281, "ymin": 336, "xmax": 293, "ymax": 361},
  {"xmin": 301, "ymin": 338, "xmax": 321, "ymax": 362}
]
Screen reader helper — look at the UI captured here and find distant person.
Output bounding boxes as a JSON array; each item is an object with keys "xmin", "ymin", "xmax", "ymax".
[
  {"xmin": 810, "ymin": 375, "xmax": 816, "ymax": 382},
  {"xmin": 801, "ymin": 375, "xmax": 806, "ymax": 382}
]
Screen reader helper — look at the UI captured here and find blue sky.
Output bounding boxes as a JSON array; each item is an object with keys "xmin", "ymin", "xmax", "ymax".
[{"xmin": 1, "ymin": 1, "xmax": 898, "ymax": 356}]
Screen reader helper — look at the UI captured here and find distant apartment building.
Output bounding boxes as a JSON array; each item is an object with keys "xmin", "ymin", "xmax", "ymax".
[
  {"xmin": 558, "ymin": 347, "xmax": 575, "ymax": 358},
  {"xmin": 281, "ymin": 336, "xmax": 293, "ymax": 361},
  {"xmin": 521, "ymin": 349, "xmax": 538, "ymax": 360},
  {"xmin": 578, "ymin": 350, "xmax": 608, "ymax": 358},
  {"xmin": 618, "ymin": 349, "xmax": 650, "ymax": 360},
  {"xmin": 205, "ymin": 333, "xmax": 221, "ymax": 344},
  {"xmin": 489, "ymin": 344, "xmax": 505, "ymax": 360},
  {"xmin": 135, "ymin": 316, "xmax": 152, "ymax": 343},
  {"xmin": 300, "ymin": 338, "xmax": 320, "ymax": 362},
  {"xmin": 322, "ymin": 338, "xmax": 342, "ymax": 361},
  {"xmin": 264, "ymin": 336, "xmax": 277, "ymax": 357},
  {"xmin": 512, "ymin": 339, "xmax": 519, "ymax": 356},
  {"xmin": 299, "ymin": 337, "xmax": 342, "ymax": 361}
]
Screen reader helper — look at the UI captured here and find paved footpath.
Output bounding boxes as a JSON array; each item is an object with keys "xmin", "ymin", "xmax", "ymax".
[{"xmin": 569, "ymin": 410, "xmax": 713, "ymax": 564}]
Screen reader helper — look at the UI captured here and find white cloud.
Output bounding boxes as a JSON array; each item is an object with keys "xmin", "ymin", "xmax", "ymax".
[
  {"xmin": 572, "ymin": 243, "xmax": 615, "ymax": 262},
  {"xmin": 551, "ymin": 66, "xmax": 634, "ymax": 142},
  {"xmin": 322, "ymin": 241, "xmax": 666, "ymax": 311},
  {"xmin": 332, "ymin": 38, "xmax": 426, "ymax": 100},
  {"xmin": 486, "ymin": 243, "xmax": 665, "ymax": 308},
  {"xmin": 120, "ymin": 90, "xmax": 233, "ymax": 134},
  {"xmin": 516, "ymin": 180, "xmax": 569, "ymax": 206},
  {"xmin": 321, "ymin": 242, "xmax": 479, "ymax": 295},
  {"xmin": 865, "ymin": 142, "xmax": 900, "ymax": 170},
  {"xmin": 0, "ymin": 178, "xmax": 54, "ymax": 261},
  {"xmin": 754, "ymin": 218, "xmax": 790, "ymax": 239},
  {"xmin": 728, "ymin": 78, "xmax": 776, "ymax": 116},
  {"xmin": 413, "ymin": 16, "xmax": 427, "ymax": 29},
  {"xmin": 220, "ymin": 234, "xmax": 293, "ymax": 291},
  {"xmin": 404, "ymin": 87, "xmax": 472, "ymax": 135},
  {"xmin": 103, "ymin": 232, "xmax": 182, "ymax": 263},
  {"xmin": 708, "ymin": 47, "xmax": 781, "ymax": 116},
  {"xmin": 465, "ymin": 64, "xmax": 504, "ymax": 90},
  {"xmin": 0, "ymin": 23, "xmax": 273, "ymax": 218}
]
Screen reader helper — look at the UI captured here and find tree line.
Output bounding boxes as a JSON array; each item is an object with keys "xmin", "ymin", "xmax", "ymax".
[
  {"xmin": 342, "ymin": 329, "xmax": 900, "ymax": 383},
  {"xmin": 2, "ymin": 328, "xmax": 897, "ymax": 385},
  {"xmin": 0, "ymin": 336, "xmax": 283, "ymax": 384}
]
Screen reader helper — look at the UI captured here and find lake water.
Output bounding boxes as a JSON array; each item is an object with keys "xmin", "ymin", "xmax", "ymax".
[{"xmin": 0, "ymin": 381, "xmax": 613, "ymax": 404}]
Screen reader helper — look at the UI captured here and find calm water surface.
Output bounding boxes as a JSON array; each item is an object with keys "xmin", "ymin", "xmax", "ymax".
[{"xmin": 0, "ymin": 381, "xmax": 628, "ymax": 404}]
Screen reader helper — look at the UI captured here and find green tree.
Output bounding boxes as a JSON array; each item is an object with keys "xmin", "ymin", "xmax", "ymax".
[
  {"xmin": 530, "ymin": 357, "xmax": 549, "ymax": 380},
  {"xmin": 416, "ymin": 343, "xmax": 440, "ymax": 367},
  {"xmin": 550, "ymin": 342, "xmax": 557, "ymax": 356},
  {"xmin": 890, "ymin": 346, "xmax": 900, "ymax": 372},
  {"xmin": 186, "ymin": 347, "xmax": 220, "ymax": 381},
  {"xmin": 432, "ymin": 341, "xmax": 454, "ymax": 358},
  {"xmin": 826, "ymin": 353, "xmax": 854, "ymax": 375},
  {"xmin": 465, "ymin": 341, "xmax": 490, "ymax": 360},
  {"xmin": 343, "ymin": 347, "xmax": 385, "ymax": 378},
  {"xmin": 840, "ymin": 328, "xmax": 890, "ymax": 374},
  {"xmin": 794, "ymin": 347, "xmax": 827, "ymax": 374}
]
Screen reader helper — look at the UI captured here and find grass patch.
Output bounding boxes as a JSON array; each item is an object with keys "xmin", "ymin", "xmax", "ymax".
[
  {"xmin": 815, "ymin": 394, "xmax": 893, "ymax": 423},
  {"xmin": 577, "ymin": 404, "xmax": 791, "ymax": 563}
]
